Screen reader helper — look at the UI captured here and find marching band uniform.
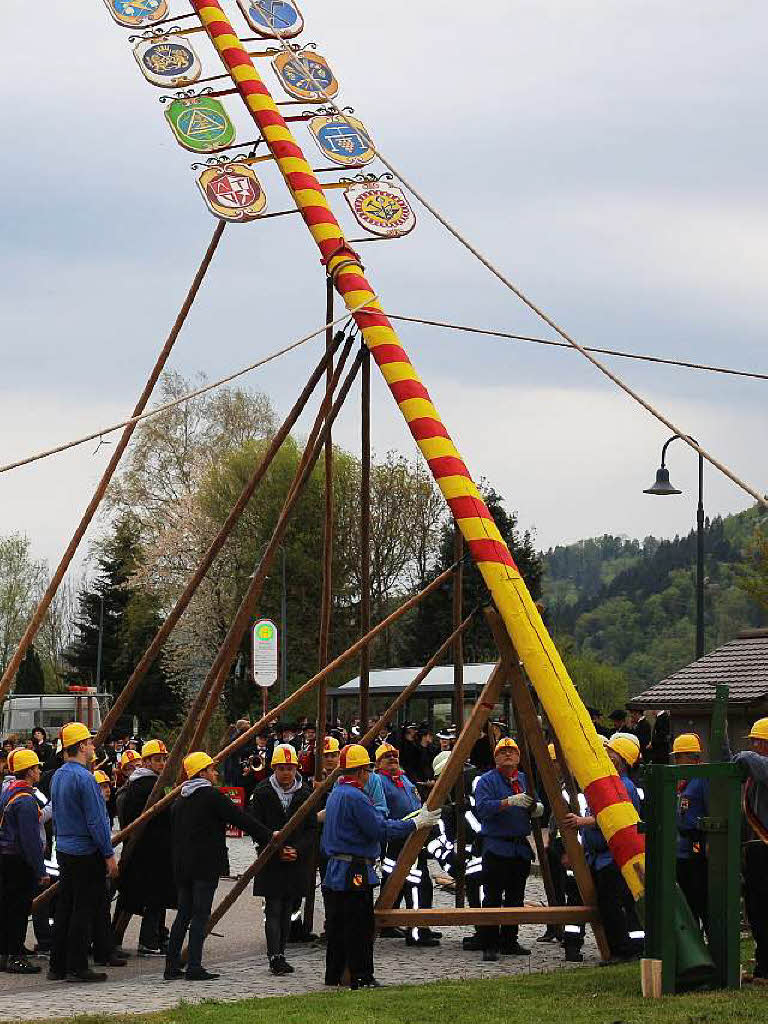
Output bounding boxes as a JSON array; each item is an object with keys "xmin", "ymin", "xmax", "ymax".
[{"xmin": 671, "ymin": 734, "xmax": 709, "ymax": 934}]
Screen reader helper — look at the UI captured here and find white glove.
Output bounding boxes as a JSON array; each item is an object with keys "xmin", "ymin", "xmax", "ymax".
[
  {"xmin": 413, "ymin": 805, "xmax": 442, "ymax": 830},
  {"xmin": 503, "ymin": 794, "xmax": 534, "ymax": 809},
  {"xmin": 531, "ymin": 802, "xmax": 544, "ymax": 819}
]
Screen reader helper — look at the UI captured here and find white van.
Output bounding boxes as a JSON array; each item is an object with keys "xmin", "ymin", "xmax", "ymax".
[{"xmin": 1, "ymin": 691, "xmax": 110, "ymax": 738}]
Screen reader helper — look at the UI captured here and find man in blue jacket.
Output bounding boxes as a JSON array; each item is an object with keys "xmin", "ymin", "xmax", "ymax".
[
  {"xmin": 322, "ymin": 744, "xmax": 440, "ymax": 989},
  {"xmin": 475, "ymin": 737, "xmax": 543, "ymax": 961},
  {"xmin": 376, "ymin": 742, "xmax": 439, "ymax": 947},
  {"xmin": 672, "ymin": 733, "xmax": 708, "ymax": 933},
  {"xmin": 564, "ymin": 734, "xmax": 644, "ymax": 963},
  {"xmin": 0, "ymin": 749, "xmax": 50, "ymax": 974},
  {"xmin": 732, "ymin": 717, "xmax": 768, "ymax": 980},
  {"xmin": 49, "ymin": 722, "xmax": 117, "ymax": 983}
]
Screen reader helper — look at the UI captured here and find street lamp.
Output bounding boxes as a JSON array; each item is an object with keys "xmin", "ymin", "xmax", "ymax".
[
  {"xmin": 643, "ymin": 434, "xmax": 705, "ymax": 660},
  {"xmin": 249, "ymin": 544, "xmax": 287, "ymax": 701}
]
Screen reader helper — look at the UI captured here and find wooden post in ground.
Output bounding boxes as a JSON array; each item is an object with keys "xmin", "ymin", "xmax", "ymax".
[{"xmin": 485, "ymin": 609, "xmax": 611, "ymax": 962}]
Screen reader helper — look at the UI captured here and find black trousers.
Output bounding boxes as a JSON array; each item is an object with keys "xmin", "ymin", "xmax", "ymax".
[
  {"xmin": 592, "ymin": 862, "xmax": 642, "ymax": 959},
  {"xmin": 92, "ymin": 881, "xmax": 114, "ymax": 963},
  {"xmin": 676, "ymin": 855, "xmax": 708, "ymax": 934},
  {"xmin": 382, "ymin": 843, "xmax": 433, "ymax": 938},
  {"xmin": 324, "ymin": 886, "xmax": 374, "ymax": 985},
  {"xmin": 139, "ymin": 906, "xmax": 166, "ymax": 948},
  {"xmin": 0, "ymin": 855, "xmax": 36, "ymax": 957},
  {"xmin": 51, "ymin": 852, "xmax": 106, "ymax": 976},
  {"xmin": 264, "ymin": 894, "xmax": 294, "ymax": 957},
  {"xmin": 167, "ymin": 879, "xmax": 217, "ymax": 972},
  {"xmin": 480, "ymin": 851, "xmax": 530, "ymax": 949},
  {"xmin": 744, "ymin": 841, "xmax": 768, "ymax": 974}
]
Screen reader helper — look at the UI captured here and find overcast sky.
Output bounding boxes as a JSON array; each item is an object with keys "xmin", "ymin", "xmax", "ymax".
[{"xmin": 1, "ymin": 1, "xmax": 766, "ymax": 577}]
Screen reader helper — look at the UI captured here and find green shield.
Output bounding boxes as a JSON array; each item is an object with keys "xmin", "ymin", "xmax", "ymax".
[{"xmin": 164, "ymin": 96, "xmax": 236, "ymax": 154}]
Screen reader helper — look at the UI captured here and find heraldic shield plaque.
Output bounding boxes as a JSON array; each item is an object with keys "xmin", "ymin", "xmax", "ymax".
[
  {"xmin": 165, "ymin": 97, "xmax": 236, "ymax": 154},
  {"xmin": 237, "ymin": 0, "xmax": 304, "ymax": 38},
  {"xmin": 272, "ymin": 50, "xmax": 338, "ymax": 102},
  {"xmin": 308, "ymin": 115, "xmax": 375, "ymax": 167},
  {"xmin": 103, "ymin": 0, "xmax": 168, "ymax": 28},
  {"xmin": 344, "ymin": 182, "xmax": 416, "ymax": 238},
  {"xmin": 197, "ymin": 163, "xmax": 267, "ymax": 222},
  {"xmin": 133, "ymin": 36, "xmax": 202, "ymax": 87}
]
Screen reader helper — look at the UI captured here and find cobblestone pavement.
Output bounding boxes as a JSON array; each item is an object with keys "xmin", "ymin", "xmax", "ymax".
[{"xmin": 0, "ymin": 839, "xmax": 598, "ymax": 1021}]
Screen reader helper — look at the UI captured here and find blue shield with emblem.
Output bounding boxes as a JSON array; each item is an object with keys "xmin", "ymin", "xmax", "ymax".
[
  {"xmin": 237, "ymin": 0, "xmax": 304, "ymax": 38},
  {"xmin": 309, "ymin": 115, "xmax": 375, "ymax": 167}
]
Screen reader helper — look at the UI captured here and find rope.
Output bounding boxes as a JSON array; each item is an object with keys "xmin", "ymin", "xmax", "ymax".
[
  {"xmin": 386, "ymin": 314, "xmax": 768, "ymax": 382},
  {"xmin": 261, "ymin": 15, "xmax": 768, "ymax": 510},
  {"xmin": 0, "ymin": 307, "xmax": 368, "ymax": 476}
]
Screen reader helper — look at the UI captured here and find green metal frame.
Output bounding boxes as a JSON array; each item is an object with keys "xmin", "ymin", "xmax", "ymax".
[{"xmin": 643, "ymin": 758, "xmax": 742, "ymax": 993}]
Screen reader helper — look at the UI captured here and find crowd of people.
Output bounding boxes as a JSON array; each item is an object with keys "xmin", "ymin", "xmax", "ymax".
[{"xmin": 0, "ymin": 704, "xmax": 766, "ymax": 989}]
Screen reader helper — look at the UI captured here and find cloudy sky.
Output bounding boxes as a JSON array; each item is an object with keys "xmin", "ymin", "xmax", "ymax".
[{"xmin": 1, "ymin": 1, "xmax": 766, "ymax": 576}]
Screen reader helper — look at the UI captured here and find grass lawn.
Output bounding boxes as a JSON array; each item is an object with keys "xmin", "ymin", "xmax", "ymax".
[{"xmin": 29, "ymin": 965, "xmax": 765, "ymax": 1024}]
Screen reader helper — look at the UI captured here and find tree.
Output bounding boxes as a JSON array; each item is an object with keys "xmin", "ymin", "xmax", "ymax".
[
  {"xmin": 740, "ymin": 526, "xmax": 768, "ymax": 613},
  {"xmin": 563, "ymin": 652, "xmax": 628, "ymax": 714},
  {"xmin": 15, "ymin": 646, "xmax": 45, "ymax": 694},
  {"xmin": 65, "ymin": 517, "xmax": 181, "ymax": 731},
  {"xmin": 0, "ymin": 533, "xmax": 47, "ymax": 678}
]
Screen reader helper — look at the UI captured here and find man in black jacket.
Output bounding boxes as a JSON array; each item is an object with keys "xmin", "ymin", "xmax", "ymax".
[
  {"xmin": 248, "ymin": 744, "xmax": 317, "ymax": 976},
  {"xmin": 165, "ymin": 752, "xmax": 272, "ymax": 982}
]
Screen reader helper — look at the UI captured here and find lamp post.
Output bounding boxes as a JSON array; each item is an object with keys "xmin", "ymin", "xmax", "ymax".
[
  {"xmin": 250, "ymin": 544, "xmax": 287, "ymax": 701},
  {"xmin": 95, "ymin": 593, "xmax": 105, "ymax": 691},
  {"xmin": 643, "ymin": 434, "xmax": 705, "ymax": 660}
]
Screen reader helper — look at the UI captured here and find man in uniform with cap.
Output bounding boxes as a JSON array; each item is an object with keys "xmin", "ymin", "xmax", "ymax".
[
  {"xmin": 731, "ymin": 716, "xmax": 768, "ymax": 980},
  {"xmin": 376, "ymin": 742, "xmax": 440, "ymax": 947},
  {"xmin": 475, "ymin": 737, "xmax": 544, "ymax": 961},
  {"xmin": 118, "ymin": 739, "xmax": 176, "ymax": 956},
  {"xmin": 322, "ymin": 744, "xmax": 441, "ymax": 988},
  {"xmin": 0, "ymin": 749, "xmax": 50, "ymax": 973},
  {"xmin": 671, "ymin": 733, "xmax": 708, "ymax": 933},
  {"xmin": 49, "ymin": 722, "xmax": 117, "ymax": 982},
  {"xmin": 165, "ymin": 751, "xmax": 272, "ymax": 981}
]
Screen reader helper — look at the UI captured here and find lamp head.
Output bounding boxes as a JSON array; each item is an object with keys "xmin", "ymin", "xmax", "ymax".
[{"xmin": 643, "ymin": 466, "xmax": 682, "ymax": 496}]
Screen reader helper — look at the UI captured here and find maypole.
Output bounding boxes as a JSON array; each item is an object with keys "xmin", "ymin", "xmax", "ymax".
[{"xmin": 188, "ymin": 0, "xmax": 644, "ymax": 896}]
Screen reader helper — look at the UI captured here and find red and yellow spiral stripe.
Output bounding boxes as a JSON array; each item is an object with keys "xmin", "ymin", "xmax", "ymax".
[{"xmin": 188, "ymin": 0, "xmax": 645, "ymax": 897}]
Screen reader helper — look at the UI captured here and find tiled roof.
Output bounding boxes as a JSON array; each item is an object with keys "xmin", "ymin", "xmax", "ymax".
[{"xmin": 628, "ymin": 629, "xmax": 768, "ymax": 708}]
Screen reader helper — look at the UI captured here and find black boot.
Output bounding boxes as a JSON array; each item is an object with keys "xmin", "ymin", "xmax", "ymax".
[{"xmin": 163, "ymin": 957, "xmax": 184, "ymax": 981}]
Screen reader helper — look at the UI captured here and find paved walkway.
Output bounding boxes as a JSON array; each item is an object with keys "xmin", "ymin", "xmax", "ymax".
[{"xmin": 0, "ymin": 840, "xmax": 598, "ymax": 1021}]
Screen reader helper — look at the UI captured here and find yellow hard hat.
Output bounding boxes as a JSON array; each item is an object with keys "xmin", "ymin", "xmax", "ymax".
[
  {"xmin": 141, "ymin": 739, "xmax": 168, "ymax": 759},
  {"xmin": 339, "ymin": 743, "xmax": 372, "ymax": 770},
  {"xmin": 183, "ymin": 751, "xmax": 214, "ymax": 779},
  {"xmin": 61, "ymin": 722, "xmax": 91, "ymax": 748},
  {"xmin": 119, "ymin": 750, "xmax": 141, "ymax": 769},
  {"xmin": 12, "ymin": 749, "xmax": 41, "ymax": 773},
  {"xmin": 607, "ymin": 735, "xmax": 640, "ymax": 768},
  {"xmin": 672, "ymin": 733, "xmax": 702, "ymax": 755},
  {"xmin": 547, "ymin": 742, "xmax": 557, "ymax": 761},
  {"xmin": 494, "ymin": 737, "xmax": 519, "ymax": 756},
  {"xmin": 748, "ymin": 717, "xmax": 768, "ymax": 742},
  {"xmin": 375, "ymin": 742, "xmax": 399, "ymax": 762},
  {"xmin": 271, "ymin": 744, "xmax": 299, "ymax": 767},
  {"xmin": 93, "ymin": 770, "xmax": 110, "ymax": 785},
  {"xmin": 323, "ymin": 736, "xmax": 340, "ymax": 754}
]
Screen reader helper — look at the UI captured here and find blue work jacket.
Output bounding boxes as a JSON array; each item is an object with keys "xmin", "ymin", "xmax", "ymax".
[
  {"xmin": 51, "ymin": 762, "xmax": 113, "ymax": 858},
  {"xmin": 676, "ymin": 777, "xmax": 708, "ymax": 859},
  {"xmin": 0, "ymin": 782, "xmax": 45, "ymax": 878},
  {"xmin": 378, "ymin": 770, "xmax": 421, "ymax": 820},
  {"xmin": 475, "ymin": 767, "xmax": 535, "ymax": 860},
  {"xmin": 321, "ymin": 781, "xmax": 414, "ymax": 890},
  {"xmin": 582, "ymin": 772, "xmax": 641, "ymax": 871}
]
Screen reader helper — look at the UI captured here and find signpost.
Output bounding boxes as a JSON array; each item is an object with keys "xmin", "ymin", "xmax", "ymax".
[{"xmin": 252, "ymin": 618, "xmax": 278, "ymax": 717}]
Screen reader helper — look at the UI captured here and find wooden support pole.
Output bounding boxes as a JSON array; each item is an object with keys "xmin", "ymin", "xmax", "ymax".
[
  {"xmin": 133, "ymin": 343, "xmax": 362, "ymax": 822},
  {"xmin": 0, "ymin": 222, "xmax": 226, "ymax": 705},
  {"xmin": 33, "ymin": 564, "xmax": 458, "ymax": 913},
  {"xmin": 485, "ymin": 609, "xmax": 612, "ymax": 962},
  {"xmin": 359, "ymin": 343, "xmax": 371, "ymax": 731},
  {"xmin": 376, "ymin": 907, "xmax": 598, "ymax": 927},
  {"xmin": 452, "ymin": 528, "xmax": 466, "ymax": 907},
  {"xmin": 93, "ymin": 334, "xmax": 342, "ymax": 748},
  {"xmin": 305, "ymin": 277, "xmax": 335, "ymax": 934},
  {"xmin": 376, "ymin": 635, "xmax": 508, "ymax": 912}
]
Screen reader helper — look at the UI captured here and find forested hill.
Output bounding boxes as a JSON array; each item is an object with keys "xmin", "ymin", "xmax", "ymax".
[{"xmin": 542, "ymin": 506, "xmax": 767, "ymax": 695}]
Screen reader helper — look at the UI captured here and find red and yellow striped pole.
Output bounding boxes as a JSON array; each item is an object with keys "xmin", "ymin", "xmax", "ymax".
[{"xmin": 189, "ymin": 0, "xmax": 645, "ymax": 897}]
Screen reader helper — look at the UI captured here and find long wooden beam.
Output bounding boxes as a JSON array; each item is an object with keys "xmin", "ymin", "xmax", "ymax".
[
  {"xmin": 376, "ymin": 907, "xmax": 598, "ymax": 926},
  {"xmin": 0, "ymin": 222, "xmax": 225, "ymax": 704},
  {"xmin": 188, "ymin": 0, "xmax": 644, "ymax": 901}
]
